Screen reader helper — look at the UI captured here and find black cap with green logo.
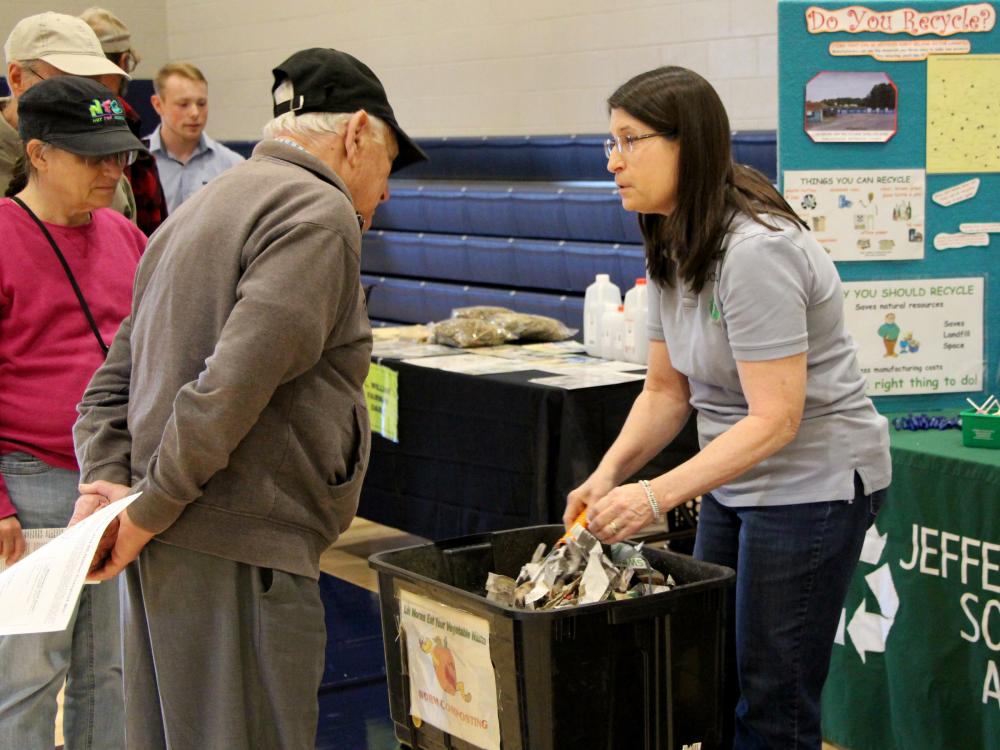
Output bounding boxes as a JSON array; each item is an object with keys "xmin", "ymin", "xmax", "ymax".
[{"xmin": 17, "ymin": 76, "xmax": 147, "ymax": 157}]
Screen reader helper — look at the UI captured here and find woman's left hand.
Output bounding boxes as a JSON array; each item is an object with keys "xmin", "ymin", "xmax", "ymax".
[
  {"xmin": 586, "ymin": 483, "xmax": 655, "ymax": 544},
  {"xmin": 0, "ymin": 515, "xmax": 25, "ymax": 566}
]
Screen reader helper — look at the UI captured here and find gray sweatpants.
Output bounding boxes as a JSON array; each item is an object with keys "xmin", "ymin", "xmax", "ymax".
[{"xmin": 120, "ymin": 539, "xmax": 326, "ymax": 750}]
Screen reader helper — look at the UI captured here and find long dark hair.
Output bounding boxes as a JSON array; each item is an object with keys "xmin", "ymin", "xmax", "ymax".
[{"xmin": 608, "ymin": 67, "xmax": 805, "ymax": 293}]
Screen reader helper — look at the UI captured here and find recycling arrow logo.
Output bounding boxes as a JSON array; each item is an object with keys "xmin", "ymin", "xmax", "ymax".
[{"xmin": 834, "ymin": 523, "xmax": 899, "ymax": 663}]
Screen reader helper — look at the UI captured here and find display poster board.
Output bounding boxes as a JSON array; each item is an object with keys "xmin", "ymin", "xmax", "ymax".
[
  {"xmin": 779, "ymin": 0, "xmax": 1000, "ymax": 412},
  {"xmin": 780, "ymin": 4, "xmax": 1000, "ymax": 748}
]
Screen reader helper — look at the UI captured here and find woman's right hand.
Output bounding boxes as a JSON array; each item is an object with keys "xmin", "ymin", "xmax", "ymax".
[
  {"xmin": 0, "ymin": 515, "xmax": 26, "ymax": 566},
  {"xmin": 564, "ymin": 472, "xmax": 618, "ymax": 528}
]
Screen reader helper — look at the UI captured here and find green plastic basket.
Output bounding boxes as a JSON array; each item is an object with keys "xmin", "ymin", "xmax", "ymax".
[{"xmin": 961, "ymin": 408, "xmax": 1000, "ymax": 449}]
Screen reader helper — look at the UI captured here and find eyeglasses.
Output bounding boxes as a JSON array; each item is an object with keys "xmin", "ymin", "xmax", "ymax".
[
  {"xmin": 603, "ymin": 131, "xmax": 674, "ymax": 159},
  {"xmin": 119, "ymin": 51, "xmax": 138, "ymax": 75},
  {"xmin": 78, "ymin": 150, "xmax": 139, "ymax": 168},
  {"xmin": 23, "ymin": 63, "xmax": 48, "ymax": 82}
]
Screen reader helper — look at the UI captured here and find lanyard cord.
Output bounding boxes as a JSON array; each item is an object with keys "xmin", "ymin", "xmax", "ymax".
[{"xmin": 10, "ymin": 197, "xmax": 109, "ymax": 356}]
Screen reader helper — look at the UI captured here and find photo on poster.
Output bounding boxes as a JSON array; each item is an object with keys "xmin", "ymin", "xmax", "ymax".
[
  {"xmin": 805, "ymin": 71, "xmax": 898, "ymax": 143},
  {"xmin": 783, "ymin": 169, "xmax": 925, "ymax": 260},
  {"xmin": 927, "ymin": 54, "xmax": 1000, "ymax": 173},
  {"xmin": 842, "ymin": 278, "xmax": 983, "ymax": 396}
]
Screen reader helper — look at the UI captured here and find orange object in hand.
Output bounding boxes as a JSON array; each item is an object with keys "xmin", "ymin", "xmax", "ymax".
[{"xmin": 558, "ymin": 508, "xmax": 590, "ymax": 546}]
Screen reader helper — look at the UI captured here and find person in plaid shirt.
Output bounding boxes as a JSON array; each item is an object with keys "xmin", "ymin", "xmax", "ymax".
[{"xmin": 81, "ymin": 7, "xmax": 168, "ymax": 235}]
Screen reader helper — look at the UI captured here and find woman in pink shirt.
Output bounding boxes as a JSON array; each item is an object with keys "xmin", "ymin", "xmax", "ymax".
[{"xmin": 0, "ymin": 76, "xmax": 147, "ymax": 749}]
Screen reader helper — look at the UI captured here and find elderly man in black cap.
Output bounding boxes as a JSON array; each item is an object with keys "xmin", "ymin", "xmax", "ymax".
[{"xmin": 71, "ymin": 48, "xmax": 427, "ymax": 748}]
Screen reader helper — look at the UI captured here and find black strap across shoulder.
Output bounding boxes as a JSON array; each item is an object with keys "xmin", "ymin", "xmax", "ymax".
[{"xmin": 11, "ymin": 197, "xmax": 109, "ymax": 356}]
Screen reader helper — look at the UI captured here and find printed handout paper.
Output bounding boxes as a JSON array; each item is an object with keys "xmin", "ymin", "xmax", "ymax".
[
  {"xmin": 0, "ymin": 528, "xmax": 62, "ymax": 575},
  {"xmin": 0, "ymin": 494, "xmax": 141, "ymax": 635}
]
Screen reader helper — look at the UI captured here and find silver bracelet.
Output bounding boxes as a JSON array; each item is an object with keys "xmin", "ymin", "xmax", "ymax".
[{"xmin": 639, "ymin": 479, "xmax": 662, "ymax": 523}]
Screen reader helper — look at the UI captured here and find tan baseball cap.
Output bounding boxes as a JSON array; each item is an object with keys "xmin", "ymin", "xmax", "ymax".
[
  {"xmin": 80, "ymin": 7, "xmax": 141, "ymax": 67},
  {"xmin": 3, "ymin": 12, "xmax": 130, "ymax": 79}
]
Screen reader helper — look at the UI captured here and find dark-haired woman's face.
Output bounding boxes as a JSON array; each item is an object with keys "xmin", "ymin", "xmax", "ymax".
[{"xmin": 607, "ymin": 108, "xmax": 679, "ymax": 216}]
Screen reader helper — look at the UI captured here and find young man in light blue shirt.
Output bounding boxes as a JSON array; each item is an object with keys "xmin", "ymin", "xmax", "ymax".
[{"xmin": 148, "ymin": 62, "xmax": 243, "ymax": 212}]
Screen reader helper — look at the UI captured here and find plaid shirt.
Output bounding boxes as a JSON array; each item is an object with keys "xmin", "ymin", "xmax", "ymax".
[{"xmin": 121, "ymin": 98, "xmax": 168, "ymax": 236}]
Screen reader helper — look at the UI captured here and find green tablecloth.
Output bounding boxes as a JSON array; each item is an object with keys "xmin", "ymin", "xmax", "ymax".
[{"xmin": 822, "ymin": 415, "xmax": 1000, "ymax": 750}]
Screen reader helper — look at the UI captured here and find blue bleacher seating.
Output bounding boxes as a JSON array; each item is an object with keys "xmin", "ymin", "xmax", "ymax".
[
  {"xmin": 222, "ymin": 132, "xmax": 776, "ymax": 329},
  {"xmin": 225, "ymin": 132, "xmax": 776, "ymax": 182},
  {"xmin": 375, "ymin": 181, "xmax": 642, "ymax": 244},
  {"xmin": 379, "ymin": 131, "xmax": 777, "ymax": 183},
  {"xmin": 363, "ymin": 231, "xmax": 644, "ymax": 293}
]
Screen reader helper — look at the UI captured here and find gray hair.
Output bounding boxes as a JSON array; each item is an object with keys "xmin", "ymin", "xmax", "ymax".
[
  {"xmin": 261, "ymin": 110, "xmax": 390, "ymax": 146},
  {"xmin": 5, "ymin": 58, "xmax": 39, "ymax": 77},
  {"xmin": 6, "ymin": 140, "xmax": 51, "ymax": 197}
]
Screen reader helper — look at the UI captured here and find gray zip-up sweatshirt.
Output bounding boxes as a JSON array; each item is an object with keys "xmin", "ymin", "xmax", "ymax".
[{"xmin": 74, "ymin": 140, "xmax": 372, "ymax": 579}]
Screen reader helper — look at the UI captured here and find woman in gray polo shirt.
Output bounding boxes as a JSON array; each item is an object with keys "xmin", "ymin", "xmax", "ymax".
[{"xmin": 565, "ymin": 66, "xmax": 891, "ymax": 749}]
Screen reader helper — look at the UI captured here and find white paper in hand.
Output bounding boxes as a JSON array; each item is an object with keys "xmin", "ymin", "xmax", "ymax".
[
  {"xmin": 0, "ymin": 493, "xmax": 141, "ymax": 635},
  {"xmin": 0, "ymin": 528, "xmax": 63, "ymax": 575}
]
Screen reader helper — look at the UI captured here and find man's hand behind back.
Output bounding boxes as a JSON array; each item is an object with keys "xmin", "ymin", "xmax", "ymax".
[{"xmin": 74, "ymin": 480, "xmax": 154, "ymax": 580}]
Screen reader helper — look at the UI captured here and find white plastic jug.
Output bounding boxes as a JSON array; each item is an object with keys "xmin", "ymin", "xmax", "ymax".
[
  {"xmin": 600, "ymin": 303, "xmax": 626, "ymax": 361},
  {"xmin": 623, "ymin": 278, "xmax": 648, "ymax": 365},
  {"xmin": 584, "ymin": 274, "xmax": 621, "ymax": 357}
]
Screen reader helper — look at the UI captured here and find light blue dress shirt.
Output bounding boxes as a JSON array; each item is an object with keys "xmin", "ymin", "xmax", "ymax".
[{"xmin": 147, "ymin": 126, "xmax": 245, "ymax": 213}]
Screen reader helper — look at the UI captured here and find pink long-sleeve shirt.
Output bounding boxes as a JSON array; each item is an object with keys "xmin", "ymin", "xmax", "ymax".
[{"xmin": 0, "ymin": 199, "xmax": 145, "ymax": 517}]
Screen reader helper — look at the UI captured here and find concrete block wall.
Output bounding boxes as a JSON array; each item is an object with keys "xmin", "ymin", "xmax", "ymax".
[
  {"xmin": 3, "ymin": 1, "xmax": 779, "ymax": 141},
  {"xmin": 1, "ymin": 1, "xmax": 169, "ymax": 83},
  {"xmin": 163, "ymin": 0, "xmax": 778, "ymax": 141}
]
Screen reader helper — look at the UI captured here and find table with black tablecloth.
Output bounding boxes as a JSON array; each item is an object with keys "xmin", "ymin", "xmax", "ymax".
[
  {"xmin": 357, "ymin": 356, "xmax": 699, "ymax": 541},
  {"xmin": 822, "ymin": 417, "xmax": 1000, "ymax": 750}
]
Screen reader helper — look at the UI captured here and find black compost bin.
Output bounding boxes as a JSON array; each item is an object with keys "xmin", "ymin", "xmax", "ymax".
[{"xmin": 369, "ymin": 524, "xmax": 734, "ymax": 750}]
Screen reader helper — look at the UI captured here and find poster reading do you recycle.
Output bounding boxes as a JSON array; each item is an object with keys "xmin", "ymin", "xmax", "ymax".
[{"xmin": 843, "ymin": 277, "xmax": 983, "ymax": 396}]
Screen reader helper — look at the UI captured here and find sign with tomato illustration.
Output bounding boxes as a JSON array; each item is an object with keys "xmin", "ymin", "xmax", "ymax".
[{"xmin": 400, "ymin": 590, "xmax": 500, "ymax": 750}]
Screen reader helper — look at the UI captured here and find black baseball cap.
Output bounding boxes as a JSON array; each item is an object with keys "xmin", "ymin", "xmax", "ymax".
[
  {"xmin": 271, "ymin": 48, "xmax": 428, "ymax": 174},
  {"xmin": 18, "ymin": 76, "xmax": 147, "ymax": 157}
]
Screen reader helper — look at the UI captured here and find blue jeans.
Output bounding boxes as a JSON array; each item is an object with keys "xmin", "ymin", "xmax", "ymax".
[
  {"xmin": 694, "ymin": 474, "xmax": 884, "ymax": 750},
  {"xmin": 0, "ymin": 452, "xmax": 125, "ymax": 750}
]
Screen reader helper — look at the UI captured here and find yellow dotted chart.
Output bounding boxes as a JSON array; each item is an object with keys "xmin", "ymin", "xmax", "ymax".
[{"xmin": 927, "ymin": 53, "xmax": 1000, "ymax": 173}]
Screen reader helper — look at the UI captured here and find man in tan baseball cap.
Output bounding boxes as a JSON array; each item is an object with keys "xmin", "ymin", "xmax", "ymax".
[
  {"xmin": 80, "ymin": 7, "xmax": 169, "ymax": 234},
  {"xmin": 4, "ymin": 11, "xmax": 128, "ymax": 80},
  {"xmin": 1, "ymin": 12, "xmax": 136, "ymax": 220},
  {"xmin": 80, "ymin": 7, "xmax": 142, "ymax": 87}
]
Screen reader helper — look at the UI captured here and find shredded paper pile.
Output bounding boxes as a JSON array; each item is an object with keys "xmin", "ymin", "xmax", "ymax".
[{"xmin": 485, "ymin": 525, "xmax": 675, "ymax": 610}]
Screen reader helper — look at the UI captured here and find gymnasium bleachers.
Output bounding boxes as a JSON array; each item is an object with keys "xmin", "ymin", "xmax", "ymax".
[{"xmin": 361, "ymin": 131, "xmax": 777, "ymax": 329}]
